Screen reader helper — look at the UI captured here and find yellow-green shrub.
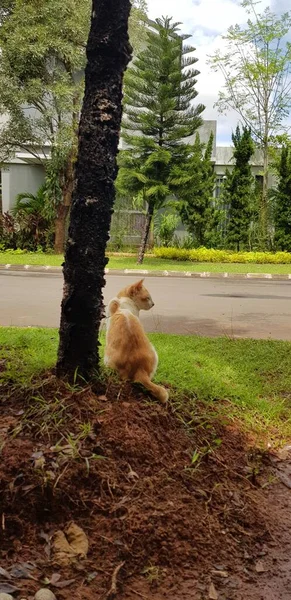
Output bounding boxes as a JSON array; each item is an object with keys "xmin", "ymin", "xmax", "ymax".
[{"xmin": 153, "ymin": 247, "xmax": 291, "ymax": 264}]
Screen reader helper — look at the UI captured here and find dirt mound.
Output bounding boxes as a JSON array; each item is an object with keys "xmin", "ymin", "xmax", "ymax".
[{"xmin": 0, "ymin": 374, "xmax": 285, "ymax": 599}]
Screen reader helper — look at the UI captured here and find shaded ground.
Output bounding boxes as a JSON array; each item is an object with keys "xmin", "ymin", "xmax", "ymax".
[{"xmin": 1, "ymin": 373, "xmax": 291, "ymax": 599}]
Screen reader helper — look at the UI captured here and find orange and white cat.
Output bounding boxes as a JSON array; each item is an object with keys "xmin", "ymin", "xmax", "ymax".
[{"xmin": 104, "ymin": 279, "xmax": 168, "ymax": 404}]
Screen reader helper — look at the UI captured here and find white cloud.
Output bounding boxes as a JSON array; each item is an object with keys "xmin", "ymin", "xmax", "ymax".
[{"xmin": 146, "ymin": 0, "xmax": 246, "ymax": 34}]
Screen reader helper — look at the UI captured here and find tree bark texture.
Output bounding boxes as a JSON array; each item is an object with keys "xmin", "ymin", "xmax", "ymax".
[
  {"xmin": 57, "ymin": 0, "xmax": 132, "ymax": 380},
  {"xmin": 137, "ymin": 204, "xmax": 154, "ymax": 264}
]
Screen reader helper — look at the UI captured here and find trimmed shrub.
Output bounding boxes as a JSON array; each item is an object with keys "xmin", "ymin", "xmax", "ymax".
[{"xmin": 153, "ymin": 246, "xmax": 291, "ymax": 264}]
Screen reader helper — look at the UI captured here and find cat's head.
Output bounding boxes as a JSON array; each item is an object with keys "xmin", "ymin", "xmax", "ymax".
[{"xmin": 118, "ymin": 279, "xmax": 154, "ymax": 311}]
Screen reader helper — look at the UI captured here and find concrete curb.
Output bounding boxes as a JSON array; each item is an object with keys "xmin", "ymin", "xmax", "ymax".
[{"xmin": 0, "ymin": 263, "xmax": 291, "ymax": 281}]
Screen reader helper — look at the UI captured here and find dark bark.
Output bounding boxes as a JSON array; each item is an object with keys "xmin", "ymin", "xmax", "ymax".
[
  {"xmin": 56, "ymin": 0, "xmax": 132, "ymax": 380},
  {"xmin": 137, "ymin": 204, "xmax": 154, "ymax": 264}
]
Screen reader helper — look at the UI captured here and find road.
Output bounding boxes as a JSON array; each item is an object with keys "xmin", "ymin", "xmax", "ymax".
[{"xmin": 0, "ymin": 271, "xmax": 291, "ymax": 339}]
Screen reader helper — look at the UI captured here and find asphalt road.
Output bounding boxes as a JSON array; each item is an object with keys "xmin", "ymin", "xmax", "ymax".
[{"xmin": 0, "ymin": 271, "xmax": 291, "ymax": 339}]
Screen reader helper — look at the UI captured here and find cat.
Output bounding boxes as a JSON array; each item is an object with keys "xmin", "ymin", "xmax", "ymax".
[{"xmin": 104, "ymin": 279, "xmax": 168, "ymax": 404}]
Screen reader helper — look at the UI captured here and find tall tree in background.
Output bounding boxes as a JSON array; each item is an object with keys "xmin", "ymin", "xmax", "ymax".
[
  {"xmin": 0, "ymin": 0, "xmax": 146, "ymax": 253},
  {"xmin": 209, "ymin": 0, "xmax": 291, "ymax": 248},
  {"xmin": 57, "ymin": 0, "xmax": 132, "ymax": 380},
  {"xmin": 118, "ymin": 16, "xmax": 204, "ymax": 263},
  {"xmin": 0, "ymin": 0, "xmax": 90, "ymax": 253},
  {"xmin": 223, "ymin": 126, "xmax": 254, "ymax": 251},
  {"xmin": 273, "ymin": 144, "xmax": 291, "ymax": 252},
  {"xmin": 171, "ymin": 132, "xmax": 215, "ymax": 246}
]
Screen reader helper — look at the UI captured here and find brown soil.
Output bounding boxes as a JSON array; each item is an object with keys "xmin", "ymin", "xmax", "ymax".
[{"xmin": 0, "ymin": 374, "xmax": 291, "ymax": 600}]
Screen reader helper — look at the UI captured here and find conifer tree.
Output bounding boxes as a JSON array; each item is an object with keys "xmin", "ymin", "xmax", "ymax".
[
  {"xmin": 223, "ymin": 126, "xmax": 254, "ymax": 251},
  {"xmin": 274, "ymin": 144, "xmax": 291, "ymax": 252},
  {"xmin": 118, "ymin": 16, "xmax": 204, "ymax": 263},
  {"xmin": 171, "ymin": 132, "xmax": 215, "ymax": 246}
]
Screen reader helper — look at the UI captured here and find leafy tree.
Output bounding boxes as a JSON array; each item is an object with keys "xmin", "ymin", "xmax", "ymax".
[
  {"xmin": 273, "ymin": 144, "xmax": 291, "ymax": 251},
  {"xmin": 171, "ymin": 132, "xmax": 215, "ymax": 246},
  {"xmin": 12, "ymin": 185, "xmax": 53, "ymax": 249},
  {"xmin": 118, "ymin": 16, "xmax": 204, "ymax": 263},
  {"xmin": 0, "ymin": 0, "xmax": 147, "ymax": 253},
  {"xmin": 0, "ymin": 0, "xmax": 90, "ymax": 252},
  {"xmin": 129, "ymin": 0, "xmax": 148, "ymax": 53},
  {"xmin": 57, "ymin": 0, "xmax": 132, "ymax": 380},
  {"xmin": 209, "ymin": 0, "xmax": 291, "ymax": 247},
  {"xmin": 222, "ymin": 126, "xmax": 254, "ymax": 251}
]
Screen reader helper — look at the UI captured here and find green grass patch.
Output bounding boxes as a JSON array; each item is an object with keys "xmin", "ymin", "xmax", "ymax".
[
  {"xmin": 1, "ymin": 252, "xmax": 291, "ymax": 274},
  {"xmin": 1, "ymin": 326, "xmax": 291, "ymax": 441}
]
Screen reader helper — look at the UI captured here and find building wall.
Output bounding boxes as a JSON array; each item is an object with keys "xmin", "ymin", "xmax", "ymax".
[{"xmin": 1, "ymin": 162, "xmax": 45, "ymax": 213}]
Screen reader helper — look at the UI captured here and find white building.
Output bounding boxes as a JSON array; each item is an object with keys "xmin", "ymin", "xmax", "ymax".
[{"xmin": 0, "ymin": 120, "xmax": 272, "ymax": 215}]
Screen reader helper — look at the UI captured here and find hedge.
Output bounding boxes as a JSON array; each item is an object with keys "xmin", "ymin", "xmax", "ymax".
[{"xmin": 153, "ymin": 247, "xmax": 291, "ymax": 264}]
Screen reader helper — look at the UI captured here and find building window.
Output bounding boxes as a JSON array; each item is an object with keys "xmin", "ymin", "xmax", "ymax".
[
  {"xmin": 255, "ymin": 175, "xmax": 263, "ymax": 189},
  {"xmin": 215, "ymin": 175, "xmax": 226, "ymax": 198}
]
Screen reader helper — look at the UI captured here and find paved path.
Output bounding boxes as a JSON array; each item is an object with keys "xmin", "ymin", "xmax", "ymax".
[{"xmin": 0, "ymin": 271, "xmax": 291, "ymax": 339}]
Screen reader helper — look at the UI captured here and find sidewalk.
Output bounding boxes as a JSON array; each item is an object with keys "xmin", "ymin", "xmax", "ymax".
[{"xmin": 1, "ymin": 262, "xmax": 291, "ymax": 280}]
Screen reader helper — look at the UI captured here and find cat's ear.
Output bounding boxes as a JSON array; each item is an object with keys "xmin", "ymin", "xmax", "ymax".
[{"xmin": 130, "ymin": 279, "xmax": 144, "ymax": 295}]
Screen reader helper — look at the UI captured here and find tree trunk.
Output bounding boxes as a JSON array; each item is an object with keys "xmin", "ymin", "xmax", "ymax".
[
  {"xmin": 56, "ymin": 0, "xmax": 132, "ymax": 381},
  {"xmin": 54, "ymin": 204, "xmax": 70, "ymax": 254},
  {"xmin": 54, "ymin": 150, "xmax": 76, "ymax": 254},
  {"xmin": 260, "ymin": 141, "xmax": 269, "ymax": 250},
  {"xmin": 137, "ymin": 204, "xmax": 154, "ymax": 264}
]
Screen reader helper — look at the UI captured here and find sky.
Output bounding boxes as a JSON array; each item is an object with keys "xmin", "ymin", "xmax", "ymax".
[{"xmin": 146, "ymin": 0, "xmax": 289, "ymax": 145}]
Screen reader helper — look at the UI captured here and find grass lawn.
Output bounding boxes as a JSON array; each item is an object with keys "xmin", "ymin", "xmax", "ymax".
[
  {"xmin": 1, "ymin": 326, "xmax": 291, "ymax": 442},
  {"xmin": 1, "ymin": 251, "xmax": 291, "ymax": 274}
]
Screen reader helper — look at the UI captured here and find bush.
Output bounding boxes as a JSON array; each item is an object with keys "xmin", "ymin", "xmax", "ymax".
[
  {"xmin": 153, "ymin": 246, "xmax": 291, "ymax": 264},
  {"xmin": 154, "ymin": 213, "xmax": 180, "ymax": 247}
]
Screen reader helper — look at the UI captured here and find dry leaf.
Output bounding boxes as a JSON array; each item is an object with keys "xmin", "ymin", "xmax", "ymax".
[
  {"xmin": 53, "ymin": 578, "xmax": 75, "ymax": 588},
  {"xmin": 209, "ymin": 582, "xmax": 218, "ymax": 600},
  {"xmin": 50, "ymin": 573, "xmax": 61, "ymax": 585},
  {"xmin": 52, "ymin": 522, "xmax": 88, "ymax": 566},
  {"xmin": 211, "ymin": 570, "xmax": 229, "ymax": 578},
  {"xmin": 0, "ymin": 582, "xmax": 20, "ymax": 594},
  {"xmin": 0, "ymin": 567, "xmax": 11, "ymax": 579}
]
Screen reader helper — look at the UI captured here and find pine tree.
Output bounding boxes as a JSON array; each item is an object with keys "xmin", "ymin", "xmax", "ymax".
[
  {"xmin": 172, "ymin": 132, "xmax": 215, "ymax": 246},
  {"xmin": 274, "ymin": 144, "xmax": 291, "ymax": 251},
  {"xmin": 223, "ymin": 126, "xmax": 254, "ymax": 251},
  {"xmin": 117, "ymin": 16, "xmax": 204, "ymax": 263}
]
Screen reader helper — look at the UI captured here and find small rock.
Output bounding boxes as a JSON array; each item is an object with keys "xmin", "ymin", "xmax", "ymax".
[
  {"xmin": 0, "ymin": 594, "xmax": 14, "ymax": 600},
  {"xmin": 34, "ymin": 590, "xmax": 56, "ymax": 600},
  {"xmin": 255, "ymin": 560, "xmax": 267, "ymax": 573}
]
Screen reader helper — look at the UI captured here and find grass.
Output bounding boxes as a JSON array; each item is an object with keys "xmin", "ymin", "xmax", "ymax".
[
  {"xmin": 1, "ymin": 326, "xmax": 291, "ymax": 442},
  {"xmin": 1, "ymin": 252, "xmax": 291, "ymax": 274}
]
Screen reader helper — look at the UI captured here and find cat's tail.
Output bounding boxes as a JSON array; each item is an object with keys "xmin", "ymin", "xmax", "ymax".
[
  {"xmin": 108, "ymin": 298, "xmax": 120, "ymax": 316},
  {"xmin": 134, "ymin": 370, "xmax": 169, "ymax": 404}
]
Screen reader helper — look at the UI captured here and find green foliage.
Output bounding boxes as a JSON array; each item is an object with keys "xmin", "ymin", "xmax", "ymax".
[
  {"xmin": 154, "ymin": 212, "xmax": 180, "ymax": 247},
  {"xmin": 129, "ymin": 0, "xmax": 148, "ymax": 53},
  {"xmin": 172, "ymin": 132, "xmax": 215, "ymax": 246},
  {"xmin": 209, "ymin": 1, "xmax": 291, "ymax": 143},
  {"xmin": 117, "ymin": 16, "xmax": 204, "ymax": 259},
  {"xmin": 11, "ymin": 185, "xmax": 54, "ymax": 250},
  {"xmin": 222, "ymin": 126, "xmax": 255, "ymax": 250},
  {"xmin": 0, "ymin": 0, "xmax": 147, "ymax": 223},
  {"xmin": 273, "ymin": 144, "xmax": 291, "ymax": 252},
  {"xmin": 154, "ymin": 246, "xmax": 291, "ymax": 264},
  {"xmin": 209, "ymin": 0, "xmax": 291, "ymax": 244}
]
